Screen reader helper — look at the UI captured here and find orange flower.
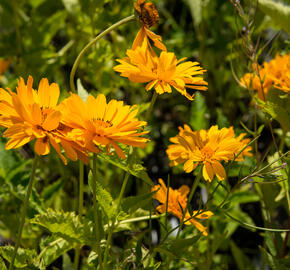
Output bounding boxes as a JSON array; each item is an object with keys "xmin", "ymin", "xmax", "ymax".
[
  {"xmin": 152, "ymin": 178, "xmax": 213, "ymax": 236},
  {"xmin": 166, "ymin": 125, "xmax": 252, "ymax": 181},
  {"xmin": 0, "ymin": 59, "xmax": 10, "ymax": 79},
  {"xmin": 114, "ymin": 41, "xmax": 207, "ymax": 100},
  {"xmin": 60, "ymin": 93, "xmax": 149, "ymax": 159},
  {"xmin": 0, "ymin": 76, "xmax": 90, "ymax": 164},
  {"xmin": 241, "ymin": 53, "xmax": 290, "ymax": 100}
]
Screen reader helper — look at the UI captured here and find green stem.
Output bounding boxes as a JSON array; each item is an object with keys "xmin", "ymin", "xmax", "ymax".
[
  {"xmin": 176, "ymin": 167, "xmax": 202, "ymax": 237},
  {"xmin": 92, "ymin": 154, "xmax": 104, "ymax": 270},
  {"xmin": 103, "ymin": 160, "xmax": 132, "ymax": 268},
  {"xmin": 69, "ymin": 14, "xmax": 135, "ymax": 92},
  {"xmin": 9, "ymin": 155, "xmax": 39, "ymax": 270},
  {"xmin": 119, "ymin": 214, "xmax": 165, "ymax": 224},
  {"xmin": 145, "ymin": 92, "xmax": 158, "ymax": 122},
  {"xmin": 116, "ymin": 172, "xmax": 130, "ymax": 212},
  {"xmin": 74, "ymin": 161, "xmax": 84, "ymax": 270}
]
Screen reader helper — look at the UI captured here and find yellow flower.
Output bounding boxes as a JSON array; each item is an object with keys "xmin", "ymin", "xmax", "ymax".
[
  {"xmin": 241, "ymin": 53, "xmax": 290, "ymax": 100},
  {"xmin": 166, "ymin": 125, "xmax": 252, "ymax": 182},
  {"xmin": 152, "ymin": 178, "xmax": 213, "ymax": 236},
  {"xmin": 0, "ymin": 59, "xmax": 10, "ymax": 79},
  {"xmin": 114, "ymin": 41, "xmax": 207, "ymax": 100},
  {"xmin": 0, "ymin": 76, "xmax": 91, "ymax": 164},
  {"xmin": 60, "ymin": 93, "xmax": 149, "ymax": 159}
]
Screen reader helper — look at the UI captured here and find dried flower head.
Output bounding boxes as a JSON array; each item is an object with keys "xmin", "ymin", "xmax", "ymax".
[
  {"xmin": 134, "ymin": 0, "xmax": 159, "ymax": 28},
  {"xmin": 166, "ymin": 125, "xmax": 252, "ymax": 181},
  {"xmin": 60, "ymin": 93, "xmax": 149, "ymax": 159},
  {"xmin": 152, "ymin": 178, "xmax": 213, "ymax": 236},
  {"xmin": 0, "ymin": 76, "xmax": 90, "ymax": 164}
]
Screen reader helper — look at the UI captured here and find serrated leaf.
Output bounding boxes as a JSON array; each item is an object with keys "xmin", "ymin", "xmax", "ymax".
[
  {"xmin": 99, "ymin": 153, "xmax": 153, "ymax": 186},
  {"xmin": 39, "ymin": 236, "xmax": 72, "ymax": 267},
  {"xmin": 88, "ymin": 171, "xmax": 117, "ymax": 220},
  {"xmin": 0, "ymin": 246, "xmax": 37, "ymax": 268},
  {"xmin": 30, "ymin": 209, "xmax": 95, "ymax": 245}
]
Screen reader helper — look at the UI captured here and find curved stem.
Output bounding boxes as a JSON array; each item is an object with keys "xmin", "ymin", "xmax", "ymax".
[
  {"xmin": 9, "ymin": 155, "xmax": 39, "ymax": 270},
  {"xmin": 70, "ymin": 14, "xmax": 135, "ymax": 92},
  {"xmin": 74, "ymin": 161, "xmax": 85, "ymax": 270},
  {"xmin": 92, "ymin": 154, "xmax": 104, "ymax": 270},
  {"xmin": 145, "ymin": 92, "xmax": 158, "ymax": 122}
]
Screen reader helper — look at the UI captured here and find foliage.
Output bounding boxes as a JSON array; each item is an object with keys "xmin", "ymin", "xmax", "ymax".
[{"xmin": 0, "ymin": 0, "xmax": 289, "ymax": 269}]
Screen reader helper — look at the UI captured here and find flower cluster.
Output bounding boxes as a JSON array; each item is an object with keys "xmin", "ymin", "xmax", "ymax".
[
  {"xmin": 114, "ymin": 1, "xmax": 208, "ymax": 101},
  {"xmin": 0, "ymin": 76, "xmax": 148, "ymax": 164},
  {"xmin": 241, "ymin": 53, "xmax": 290, "ymax": 100},
  {"xmin": 152, "ymin": 179, "xmax": 213, "ymax": 236},
  {"xmin": 166, "ymin": 125, "xmax": 252, "ymax": 181}
]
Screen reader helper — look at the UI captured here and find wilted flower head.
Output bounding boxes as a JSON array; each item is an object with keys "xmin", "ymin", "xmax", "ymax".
[
  {"xmin": 134, "ymin": 0, "xmax": 159, "ymax": 28},
  {"xmin": 0, "ymin": 76, "xmax": 90, "ymax": 164},
  {"xmin": 114, "ymin": 41, "xmax": 207, "ymax": 100},
  {"xmin": 60, "ymin": 93, "xmax": 149, "ymax": 159},
  {"xmin": 241, "ymin": 53, "xmax": 290, "ymax": 100},
  {"xmin": 166, "ymin": 125, "xmax": 252, "ymax": 181},
  {"xmin": 152, "ymin": 178, "xmax": 213, "ymax": 236}
]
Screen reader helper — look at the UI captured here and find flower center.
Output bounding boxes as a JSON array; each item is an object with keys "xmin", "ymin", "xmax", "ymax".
[
  {"xmin": 201, "ymin": 146, "xmax": 214, "ymax": 161},
  {"xmin": 93, "ymin": 118, "xmax": 113, "ymax": 128}
]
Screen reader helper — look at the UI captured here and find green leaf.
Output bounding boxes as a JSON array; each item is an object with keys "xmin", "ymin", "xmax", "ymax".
[
  {"xmin": 168, "ymin": 235, "xmax": 202, "ymax": 257},
  {"xmin": 257, "ymin": 0, "xmax": 290, "ymax": 34},
  {"xmin": 39, "ymin": 236, "xmax": 72, "ymax": 267},
  {"xmin": 121, "ymin": 190, "xmax": 155, "ymax": 214},
  {"xmin": 77, "ymin": 79, "xmax": 89, "ymax": 102},
  {"xmin": 41, "ymin": 179, "xmax": 64, "ymax": 201},
  {"xmin": 265, "ymin": 231, "xmax": 277, "ymax": 256},
  {"xmin": 228, "ymin": 190, "xmax": 260, "ymax": 204},
  {"xmin": 190, "ymin": 92, "xmax": 208, "ymax": 130},
  {"xmin": 99, "ymin": 153, "xmax": 153, "ymax": 186},
  {"xmin": 0, "ymin": 257, "xmax": 7, "ymax": 270},
  {"xmin": 0, "ymin": 246, "xmax": 37, "ymax": 268},
  {"xmin": 230, "ymin": 241, "xmax": 255, "ymax": 270},
  {"xmin": 88, "ymin": 171, "xmax": 117, "ymax": 220},
  {"xmin": 257, "ymin": 88, "xmax": 290, "ymax": 132},
  {"xmin": 260, "ymin": 246, "xmax": 289, "ymax": 270},
  {"xmin": 186, "ymin": 0, "xmax": 202, "ymax": 27},
  {"xmin": 30, "ymin": 209, "xmax": 95, "ymax": 245},
  {"xmin": 61, "ymin": 0, "xmax": 79, "ymax": 14}
]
